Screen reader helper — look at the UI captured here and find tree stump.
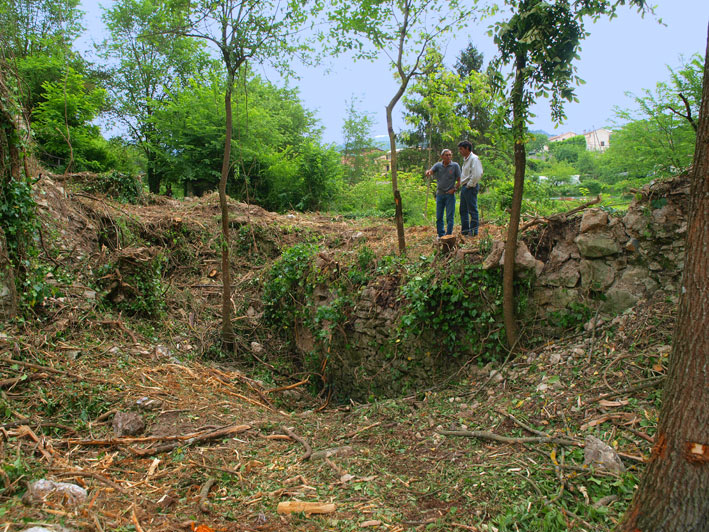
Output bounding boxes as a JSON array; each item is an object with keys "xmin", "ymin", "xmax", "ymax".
[{"xmin": 438, "ymin": 234, "xmax": 458, "ymax": 253}]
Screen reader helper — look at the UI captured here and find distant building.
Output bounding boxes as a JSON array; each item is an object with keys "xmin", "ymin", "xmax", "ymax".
[
  {"xmin": 547, "ymin": 131, "xmax": 577, "ymax": 143},
  {"xmin": 583, "ymin": 128, "xmax": 611, "ymax": 151}
]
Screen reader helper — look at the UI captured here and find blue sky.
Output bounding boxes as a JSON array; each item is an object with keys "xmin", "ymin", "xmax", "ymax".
[{"xmin": 79, "ymin": 1, "xmax": 708, "ymax": 145}]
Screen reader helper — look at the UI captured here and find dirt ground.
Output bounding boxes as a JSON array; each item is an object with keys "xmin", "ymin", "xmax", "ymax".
[{"xmin": 0, "ymin": 175, "xmax": 671, "ymax": 531}]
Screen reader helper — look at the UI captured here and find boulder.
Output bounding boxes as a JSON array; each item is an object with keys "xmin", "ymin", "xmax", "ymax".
[
  {"xmin": 533, "ymin": 287, "xmax": 579, "ymax": 311},
  {"xmin": 548, "ymin": 240, "xmax": 580, "ymax": 265},
  {"xmin": 602, "ymin": 266, "xmax": 658, "ymax": 314},
  {"xmin": 579, "ymin": 209, "xmax": 608, "ymax": 233},
  {"xmin": 482, "ymin": 240, "xmax": 504, "ymax": 270},
  {"xmin": 112, "ymin": 411, "xmax": 145, "ymax": 437},
  {"xmin": 23, "ymin": 480, "xmax": 87, "ymax": 508},
  {"xmin": 539, "ymin": 260, "xmax": 580, "ymax": 288},
  {"xmin": 575, "ymin": 231, "xmax": 621, "ymax": 258},
  {"xmin": 579, "ymin": 259, "xmax": 616, "ymax": 291},
  {"xmin": 584, "ymin": 435, "xmax": 625, "ymax": 473},
  {"xmin": 499, "ymin": 241, "xmax": 544, "ymax": 276}
]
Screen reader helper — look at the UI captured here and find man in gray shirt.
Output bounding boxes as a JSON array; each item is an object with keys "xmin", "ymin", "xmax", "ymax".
[{"xmin": 426, "ymin": 149, "xmax": 461, "ymax": 238}]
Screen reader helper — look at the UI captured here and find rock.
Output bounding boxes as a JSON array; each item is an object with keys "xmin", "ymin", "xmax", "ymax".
[
  {"xmin": 136, "ymin": 396, "xmax": 162, "ymax": 411},
  {"xmin": 575, "ymin": 231, "xmax": 621, "ymax": 258},
  {"xmin": 548, "ymin": 240, "xmax": 580, "ymax": 265},
  {"xmin": 310, "ymin": 445, "xmax": 354, "ymax": 461},
  {"xmin": 572, "ymin": 347, "xmax": 585, "ymax": 357},
  {"xmin": 539, "ymin": 260, "xmax": 580, "ymax": 288},
  {"xmin": 579, "ymin": 259, "xmax": 616, "ymax": 291},
  {"xmin": 584, "ymin": 435, "xmax": 626, "ymax": 473},
  {"xmin": 580, "ymin": 209, "xmax": 609, "ymax": 233},
  {"xmin": 624, "ymin": 238, "xmax": 640, "ymax": 253},
  {"xmin": 489, "ymin": 370, "xmax": 504, "ymax": 384},
  {"xmin": 548, "ymin": 352, "xmax": 562, "ymax": 364},
  {"xmin": 23, "ymin": 479, "xmax": 87, "ymax": 508},
  {"xmin": 112, "ymin": 411, "xmax": 145, "ymax": 437},
  {"xmin": 251, "ymin": 341, "xmax": 264, "ymax": 354},
  {"xmin": 498, "ymin": 241, "xmax": 544, "ymax": 275},
  {"xmin": 482, "ymin": 240, "xmax": 504, "ymax": 270},
  {"xmin": 603, "ymin": 266, "xmax": 658, "ymax": 314},
  {"xmin": 533, "ymin": 287, "xmax": 579, "ymax": 311}
]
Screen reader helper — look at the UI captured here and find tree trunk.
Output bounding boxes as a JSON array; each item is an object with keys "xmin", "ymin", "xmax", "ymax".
[
  {"xmin": 219, "ymin": 77, "xmax": 236, "ymax": 352},
  {"xmin": 502, "ymin": 52, "xmax": 526, "ymax": 348},
  {"xmin": 386, "ymin": 99, "xmax": 406, "ymax": 255},
  {"xmin": 618, "ymin": 28, "xmax": 709, "ymax": 532},
  {"xmin": 147, "ymin": 150, "xmax": 160, "ymax": 194}
]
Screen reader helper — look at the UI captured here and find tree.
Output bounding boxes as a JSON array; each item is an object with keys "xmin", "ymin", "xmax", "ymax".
[
  {"xmin": 328, "ymin": 0, "xmax": 480, "ymax": 254},
  {"xmin": 341, "ymin": 96, "xmax": 377, "ymax": 183},
  {"xmin": 491, "ymin": 0, "xmax": 651, "ymax": 347},
  {"xmin": 618, "ymin": 28, "xmax": 709, "ymax": 532},
  {"xmin": 401, "ymin": 48, "xmax": 474, "ymax": 170},
  {"xmin": 455, "ymin": 42, "xmax": 492, "ymax": 143},
  {"xmin": 0, "ymin": 0, "xmax": 83, "ymax": 59},
  {"xmin": 180, "ymin": 0, "xmax": 312, "ymax": 350},
  {"xmin": 604, "ymin": 53, "xmax": 704, "ymax": 181},
  {"xmin": 101, "ymin": 0, "xmax": 209, "ymax": 193},
  {"xmin": 32, "ymin": 65, "xmax": 110, "ymax": 171}
]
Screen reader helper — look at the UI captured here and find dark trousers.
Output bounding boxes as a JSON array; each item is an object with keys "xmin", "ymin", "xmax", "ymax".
[
  {"xmin": 460, "ymin": 184, "xmax": 479, "ymax": 236},
  {"xmin": 435, "ymin": 192, "xmax": 455, "ymax": 237}
]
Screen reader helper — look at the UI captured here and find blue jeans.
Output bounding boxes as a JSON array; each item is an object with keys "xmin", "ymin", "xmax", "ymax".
[
  {"xmin": 435, "ymin": 192, "xmax": 456, "ymax": 237},
  {"xmin": 460, "ymin": 184, "xmax": 479, "ymax": 236}
]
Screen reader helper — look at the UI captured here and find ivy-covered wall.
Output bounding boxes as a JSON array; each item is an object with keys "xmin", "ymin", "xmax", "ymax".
[{"xmin": 262, "ymin": 245, "xmax": 525, "ymax": 402}]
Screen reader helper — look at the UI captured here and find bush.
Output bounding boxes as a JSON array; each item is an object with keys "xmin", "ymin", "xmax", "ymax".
[{"xmin": 84, "ymin": 171, "xmax": 145, "ymax": 204}]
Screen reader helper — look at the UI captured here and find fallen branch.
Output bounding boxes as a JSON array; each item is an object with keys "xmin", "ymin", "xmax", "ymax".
[
  {"xmin": 0, "ymin": 357, "xmax": 108, "ymax": 384},
  {"xmin": 586, "ymin": 376, "xmax": 665, "ymax": 404},
  {"xmin": 438, "ymin": 429, "xmax": 581, "ymax": 447},
  {"xmin": 495, "ymin": 410, "xmax": 548, "ymax": 437},
  {"xmin": 335, "ymin": 422, "xmax": 381, "ymax": 441},
  {"xmin": 198, "ymin": 478, "xmax": 216, "ymax": 513},
  {"xmin": 265, "ymin": 378, "xmax": 309, "ymax": 395},
  {"xmin": 130, "ymin": 506, "xmax": 145, "ymax": 532},
  {"xmin": 129, "ymin": 424, "xmax": 251, "ymax": 457},
  {"xmin": 0, "ymin": 372, "xmax": 49, "ymax": 389},
  {"xmin": 520, "ymin": 195, "xmax": 601, "ymax": 232},
  {"xmin": 282, "ymin": 426, "xmax": 313, "ymax": 461},
  {"xmin": 53, "ymin": 470, "xmax": 127, "ymax": 494}
]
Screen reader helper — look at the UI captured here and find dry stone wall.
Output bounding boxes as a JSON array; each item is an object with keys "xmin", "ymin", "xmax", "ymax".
[
  {"xmin": 294, "ymin": 175, "xmax": 688, "ymax": 400},
  {"xmin": 0, "ymin": 228, "xmax": 17, "ymax": 319},
  {"xmin": 525, "ymin": 174, "xmax": 688, "ymax": 317}
]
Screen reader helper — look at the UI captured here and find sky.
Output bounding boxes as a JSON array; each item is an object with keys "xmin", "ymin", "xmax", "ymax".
[{"xmin": 78, "ymin": 0, "xmax": 709, "ymax": 145}]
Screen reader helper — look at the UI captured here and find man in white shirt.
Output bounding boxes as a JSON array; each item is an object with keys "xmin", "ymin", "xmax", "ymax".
[{"xmin": 457, "ymin": 140, "xmax": 483, "ymax": 237}]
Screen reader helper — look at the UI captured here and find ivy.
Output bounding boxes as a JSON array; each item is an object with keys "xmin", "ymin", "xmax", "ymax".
[
  {"xmin": 262, "ymin": 242, "xmax": 319, "ymax": 331},
  {"xmin": 0, "ymin": 176, "xmax": 53, "ymax": 310},
  {"xmin": 399, "ymin": 258, "xmax": 510, "ymax": 361}
]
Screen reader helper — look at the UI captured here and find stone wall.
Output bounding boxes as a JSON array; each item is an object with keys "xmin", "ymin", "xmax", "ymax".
[
  {"xmin": 297, "ymin": 279, "xmax": 468, "ymax": 402},
  {"xmin": 0, "ymin": 228, "xmax": 18, "ymax": 320},
  {"xmin": 529, "ymin": 174, "xmax": 688, "ymax": 317},
  {"xmin": 294, "ymin": 174, "xmax": 688, "ymax": 400}
]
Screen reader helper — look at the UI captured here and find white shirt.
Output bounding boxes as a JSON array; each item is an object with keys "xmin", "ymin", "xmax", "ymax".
[{"xmin": 461, "ymin": 152, "xmax": 483, "ymax": 187}]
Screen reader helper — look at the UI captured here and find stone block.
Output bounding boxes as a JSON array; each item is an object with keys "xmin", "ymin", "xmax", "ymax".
[
  {"xmin": 580, "ymin": 209, "xmax": 608, "ymax": 233},
  {"xmin": 579, "ymin": 259, "xmax": 616, "ymax": 291},
  {"xmin": 575, "ymin": 231, "xmax": 621, "ymax": 258}
]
